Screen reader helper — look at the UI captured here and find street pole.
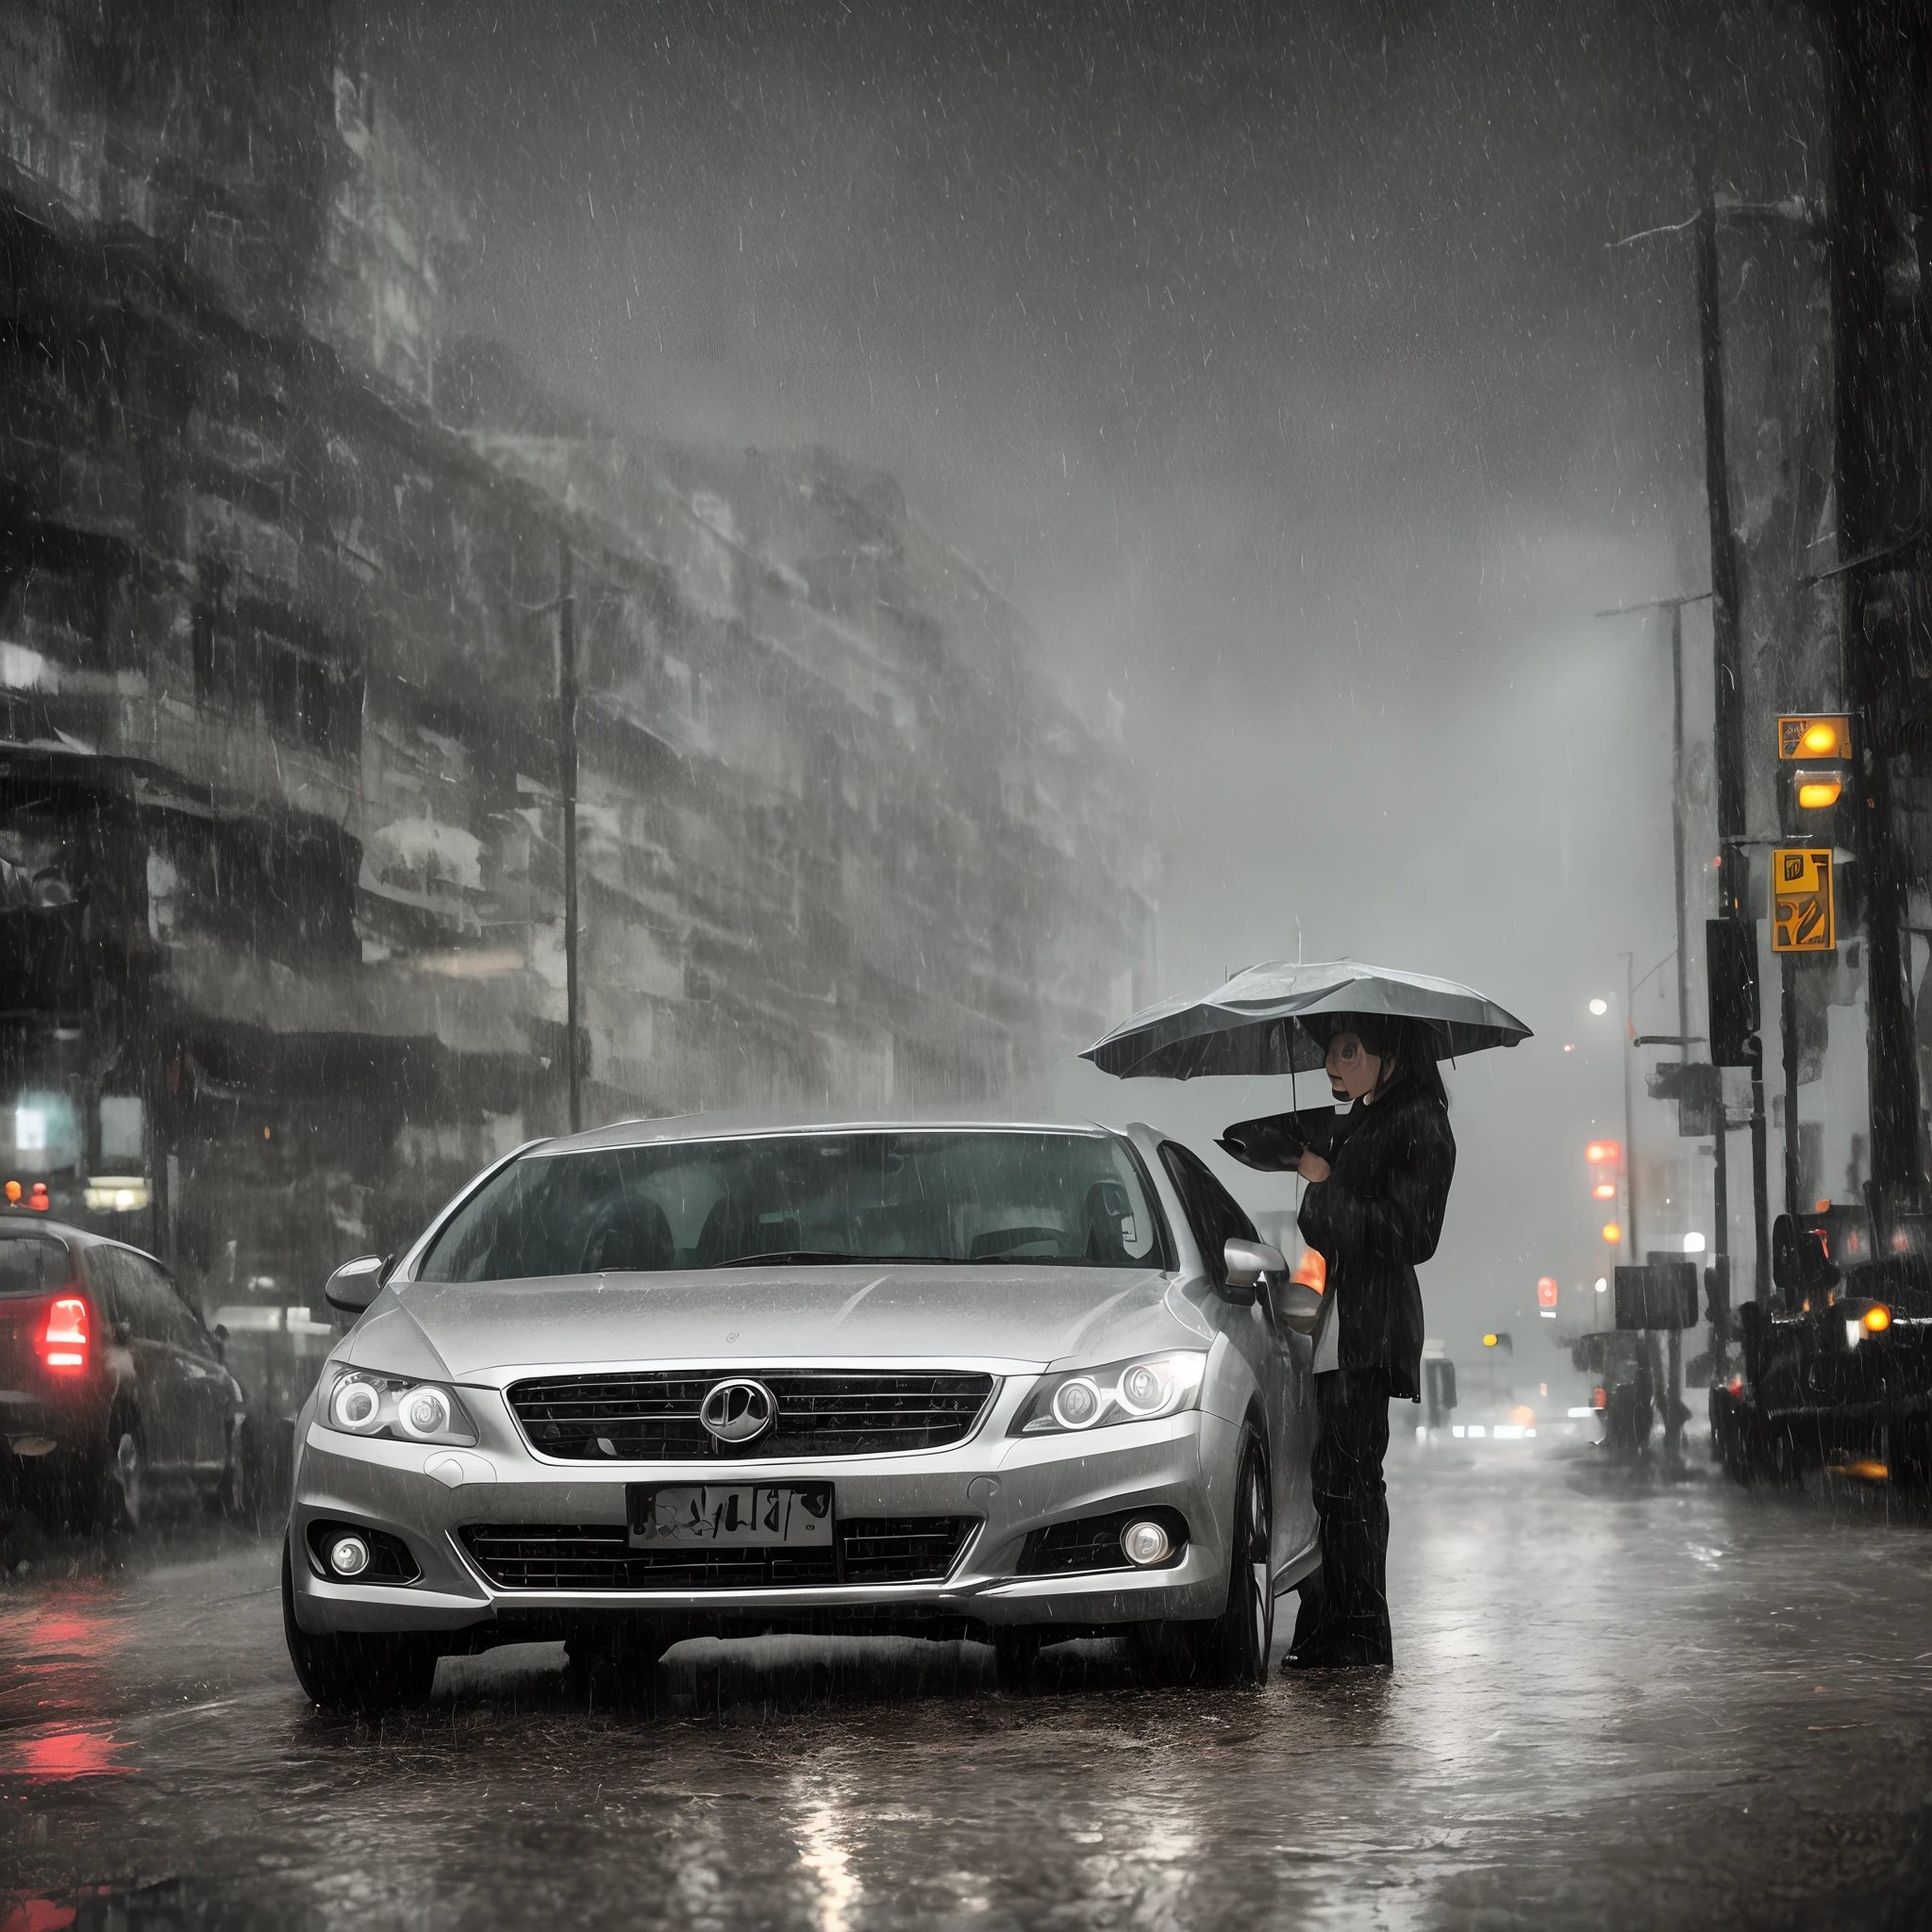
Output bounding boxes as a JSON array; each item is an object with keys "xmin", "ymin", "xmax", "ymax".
[
  {"xmin": 1596, "ymin": 592, "xmax": 1723, "ymax": 1363},
  {"xmin": 558, "ymin": 537, "xmax": 581, "ymax": 1136},
  {"xmin": 1749, "ymin": 1031, "xmax": 1772, "ymax": 1307},
  {"xmin": 1621, "ymin": 952, "xmax": 1640, "ymax": 1263},
  {"xmin": 1669, "ymin": 603, "xmax": 1693, "ymax": 1064},
  {"xmin": 1824, "ymin": 0, "xmax": 1924, "ymax": 1230},
  {"xmin": 1695, "ymin": 186, "xmax": 1773, "ymax": 1312},
  {"xmin": 1781, "ymin": 954, "xmax": 1801, "ymax": 1223}
]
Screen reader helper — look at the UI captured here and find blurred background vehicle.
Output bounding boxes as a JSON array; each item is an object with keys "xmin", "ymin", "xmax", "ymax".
[{"xmin": 0, "ymin": 1214, "xmax": 248, "ymax": 1531}]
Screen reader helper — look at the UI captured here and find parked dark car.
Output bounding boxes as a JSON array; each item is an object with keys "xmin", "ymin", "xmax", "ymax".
[{"xmin": 0, "ymin": 1215, "xmax": 247, "ymax": 1530}]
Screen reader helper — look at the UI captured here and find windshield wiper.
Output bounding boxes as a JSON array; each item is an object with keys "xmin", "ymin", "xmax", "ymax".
[
  {"xmin": 713, "ymin": 1249, "xmax": 874, "ymax": 1268},
  {"xmin": 712, "ymin": 1251, "xmax": 974, "ymax": 1268}
]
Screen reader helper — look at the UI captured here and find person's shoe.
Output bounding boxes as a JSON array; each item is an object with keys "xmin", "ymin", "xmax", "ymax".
[
  {"xmin": 1282, "ymin": 1641, "xmax": 1391, "ymax": 1673},
  {"xmin": 1281, "ymin": 1643, "xmax": 1341, "ymax": 1672}
]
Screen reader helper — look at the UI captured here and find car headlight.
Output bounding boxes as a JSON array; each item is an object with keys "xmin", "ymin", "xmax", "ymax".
[
  {"xmin": 324, "ymin": 1368, "xmax": 476, "ymax": 1446},
  {"xmin": 1009, "ymin": 1351, "xmax": 1208, "ymax": 1436}
]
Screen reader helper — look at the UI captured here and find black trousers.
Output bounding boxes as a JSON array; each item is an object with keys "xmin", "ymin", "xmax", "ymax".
[{"xmin": 1290, "ymin": 1368, "xmax": 1393, "ymax": 1666}]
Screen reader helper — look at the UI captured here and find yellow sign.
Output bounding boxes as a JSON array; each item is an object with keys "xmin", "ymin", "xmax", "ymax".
[
  {"xmin": 1777, "ymin": 714, "xmax": 1853, "ymax": 760},
  {"xmin": 1771, "ymin": 847, "xmax": 1835, "ymax": 953}
]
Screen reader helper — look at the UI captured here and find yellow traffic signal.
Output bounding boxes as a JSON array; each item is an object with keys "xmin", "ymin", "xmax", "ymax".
[
  {"xmin": 1601, "ymin": 1221, "xmax": 1623, "ymax": 1243},
  {"xmin": 1795, "ymin": 774, "xmax": 1843, "ymax": 809},
  {"xmin": 1772, "ymin": 847, "xmax": 1835, "ymax": 953},
  {"xmin": 1778, "ymin": 714, "xmax": 1853, "ymax": 760},
  {"xmin": 1482, "ymin": 1332, "xmax": 1498, "ymax": 1347}
]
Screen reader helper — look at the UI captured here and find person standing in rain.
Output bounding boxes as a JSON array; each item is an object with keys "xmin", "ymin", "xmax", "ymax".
[{"xmin": 1285, "ymin": 1012, "xmax": 1455, "ymax": 1671}]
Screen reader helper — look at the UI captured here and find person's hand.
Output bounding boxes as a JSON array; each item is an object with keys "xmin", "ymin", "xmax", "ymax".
[{"xmin": 1296, "ymin": 1149, "xmax": 1331, "ymax": 1183}]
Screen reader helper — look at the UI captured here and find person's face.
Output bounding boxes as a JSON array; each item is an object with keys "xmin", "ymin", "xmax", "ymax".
[{"xmin": 1325, "ymin": 1032, "xmax": 1383, "ymax": 1102}]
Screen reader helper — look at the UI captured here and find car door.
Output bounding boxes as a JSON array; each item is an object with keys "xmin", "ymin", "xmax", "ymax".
[
  {"xmin": 149, "ymin": 1263, "xmax": 232, "ymax": 1472},
  {"xmin": 85, "ymin": 1247, "xmax": 195, "ymax": 1472},
  {"xmin": 1157, "ymin": 1140, "xmax": 1318, "ymax": 1574}
]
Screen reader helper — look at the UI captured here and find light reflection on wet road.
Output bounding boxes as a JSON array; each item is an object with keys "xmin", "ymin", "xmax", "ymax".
[{"xmin": 4, "ymin": 1441, "xmax": 1930, "ymax": 1929}]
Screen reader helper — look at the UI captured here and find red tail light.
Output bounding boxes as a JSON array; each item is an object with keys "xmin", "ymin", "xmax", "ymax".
[
  {"xmin": 1591, "ymin": 1386, "xmax": 1607, "ymax": 1409},
  {"xmin": 40, "ymin": 1295, "xmax": 90, "ymax": 1371}
]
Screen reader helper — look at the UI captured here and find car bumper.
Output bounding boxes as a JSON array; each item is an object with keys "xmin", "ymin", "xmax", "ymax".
[
  {"xmin": 1, "ymin": 1384, "xmax": 108, "ymax": 1461},
  {"xmin": 287, "ymin": 1380, "xmax": 1244, "ymax": 1640}
]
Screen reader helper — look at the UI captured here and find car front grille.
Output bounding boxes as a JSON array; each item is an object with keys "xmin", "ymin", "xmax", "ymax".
[
  {"xmin": 458, "ymin": 1517, "xmax": 976, "ymax": 1590},
  {"xmin": 505, "ymin": 1370, "xmax": 997, "ymax": 1461}
]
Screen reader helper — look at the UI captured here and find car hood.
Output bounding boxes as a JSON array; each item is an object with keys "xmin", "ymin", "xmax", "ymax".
[{"xmin": 343, "ymin": 1264, "xmax": 1196, "ymax": 1381}]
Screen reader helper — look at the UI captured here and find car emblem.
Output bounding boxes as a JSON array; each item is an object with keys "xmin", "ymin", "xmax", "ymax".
[{"xmin": 699, "ymin": 1377, "xmax": 776, "ymax": 1445}]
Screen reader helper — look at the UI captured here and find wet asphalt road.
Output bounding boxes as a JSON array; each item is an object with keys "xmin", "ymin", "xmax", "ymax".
[{"xmin": 3, "ymin": 1438, "xmax": 1930, "ymax": 1931}]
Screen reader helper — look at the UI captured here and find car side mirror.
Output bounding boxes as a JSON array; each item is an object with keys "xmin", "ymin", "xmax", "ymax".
[
  {"xmin": 211, "ymin": 1322, "xmax": 229, "ymax": 1362},
  {"xmin": 1222, "ymin": 1237, "xmax": 1287, "ymax": 1305},
  {"xmin": 325, "ymin": 1254, "xmax": 391, "ymax": 1315},
  {"xmin": 1271, "ymin": 1280, "xmax": 1324, "ymax": 1336}
]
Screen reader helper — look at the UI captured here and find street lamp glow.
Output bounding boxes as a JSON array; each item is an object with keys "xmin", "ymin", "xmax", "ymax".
[
  {"xmin": 1589, "ymin": 998, "xmax": 1609, "ymax": 1017},
  {"xmin": 1594, "ymin": 1276, "xmax": 1608, "ymax": 1293},
  {"xmin": 1601, "ymin": 1222, "xmax": 1623, "ymax": 1243},
  {"xmin": 1682, "ymin": 1232, "xmax": 1707, "ymax": 1255}
]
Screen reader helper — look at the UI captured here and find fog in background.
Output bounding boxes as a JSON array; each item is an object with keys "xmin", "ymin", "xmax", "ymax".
[{"xmin": 373, "ymin": 0, "xmax": 1817, "ymax": 1354}]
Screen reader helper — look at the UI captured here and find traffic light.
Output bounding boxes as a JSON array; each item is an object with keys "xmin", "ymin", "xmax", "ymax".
[
  {"xmin": 1482, "ymin": 1331, "xmax": 1513, "ymax": 1356},
  {"xmin": 1776, "ymin": 712, "xmax": 1856, "ymax": 848},
  {"xmin": 1586, "ymin": 1139, "xmax": 1621, "ymax": 1204}
]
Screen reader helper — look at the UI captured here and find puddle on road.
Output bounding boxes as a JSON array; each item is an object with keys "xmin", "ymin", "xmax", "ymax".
[{"xmin": 0, "ymin": 1729, "xmax": 135, "ymax": 1781}]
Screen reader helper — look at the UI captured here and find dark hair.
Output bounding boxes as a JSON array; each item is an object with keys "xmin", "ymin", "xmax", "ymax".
[{"xmin": 1311, "ymin": 1012, "xmax": 1450, "ymax": 1111}]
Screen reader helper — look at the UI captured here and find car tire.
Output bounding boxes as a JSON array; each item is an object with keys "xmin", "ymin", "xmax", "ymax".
[
  {"xmin": 65, "ymin": 1418, "xmax": 145, "ymax": 1535},
  {"xmin": 1140, "ymin": 1428, "xmax": 1274, "ymax": 1687},
  {"xmin": 281, "ymin": 1539, "xmax": 441, "ymax": 1713},
  {"xmin": 991, "ymin": 1627, "xmax": 1042, "ymax": 1691}
]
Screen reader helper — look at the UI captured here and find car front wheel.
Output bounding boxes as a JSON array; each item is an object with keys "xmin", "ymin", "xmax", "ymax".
[
  {"xmin": 281, "ymin": 1540, "xmax": 441, "ymax": 1713},
  {"xmin": 1137, "ymin": 1427, "xmax": 1274, "ymax": 1686}
]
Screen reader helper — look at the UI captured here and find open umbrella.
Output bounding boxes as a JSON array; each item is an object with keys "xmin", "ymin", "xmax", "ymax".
[{"xmin": 1079, "ymin": 958, "xmax": 1532, "ymax": 1083}]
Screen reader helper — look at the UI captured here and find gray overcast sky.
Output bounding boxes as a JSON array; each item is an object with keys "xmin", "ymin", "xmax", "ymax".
[{"xmin": 375, "ymin": 0, "xmax": 1818, "ymax": 1354}]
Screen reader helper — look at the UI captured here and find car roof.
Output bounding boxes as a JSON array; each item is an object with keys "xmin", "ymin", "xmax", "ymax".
[
  {"xmin": 537, "ymin": 1116, "xmax": 1123, "ymax": 1157},
  {"xmin": 0, "ymin": 1213, "xmax": 156, "ymax": 1259}
]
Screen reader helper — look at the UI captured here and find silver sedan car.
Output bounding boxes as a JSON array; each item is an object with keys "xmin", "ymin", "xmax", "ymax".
[{"xmin": 282, "ymin": 1120, "xmax": 1324, "ymax": 1708}]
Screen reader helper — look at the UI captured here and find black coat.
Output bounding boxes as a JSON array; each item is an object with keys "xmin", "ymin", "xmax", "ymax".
[{"xmin": 1294, "ymin": 1079, "xmax": 1456, "ymax": 1400}]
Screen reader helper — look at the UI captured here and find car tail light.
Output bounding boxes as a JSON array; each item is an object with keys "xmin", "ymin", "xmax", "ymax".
[{"xmin": 40, "ymin": 1294, "xmax": 90, "ymax": 1372}]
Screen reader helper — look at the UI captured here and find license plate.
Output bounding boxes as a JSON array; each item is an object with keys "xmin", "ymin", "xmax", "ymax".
[{"xmin": 626, "ymin": 1483, "xmax": 833, "ymax": 1549}]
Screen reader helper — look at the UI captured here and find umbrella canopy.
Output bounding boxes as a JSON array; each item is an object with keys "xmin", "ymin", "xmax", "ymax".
[{"xmin": 1080, "ymin": 958, "xmax": 1532, "ymax": 1081}]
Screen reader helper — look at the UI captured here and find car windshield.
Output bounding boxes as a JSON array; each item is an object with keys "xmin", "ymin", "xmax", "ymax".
[{"xmin": 417, "ymin": 1129, "xmax": 1170, "ymax": 1282}]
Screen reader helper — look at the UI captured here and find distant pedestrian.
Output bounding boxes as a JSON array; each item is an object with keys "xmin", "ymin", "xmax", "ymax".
[{"xmin": 1286, "ymin": 1012, "xmax": 1455, "ymax": 1670}]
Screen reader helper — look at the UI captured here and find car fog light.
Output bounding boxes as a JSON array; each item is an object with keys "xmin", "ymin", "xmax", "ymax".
[
  {"xmin": 1052, "ymin": 1377, "xmax": 1102, "ymax": 1429},
  {"xmin": 330, "ymin": 1377, "xmax": 381, "ymax": 1432},
  {"xmin": 1121, "ymin": 1518, "xmax": 1172, "ymax": 1567},
  {"xmin": 328, "ymin": 1533, "xmax": 371, "ymax": 1578},
  {"xmin": 397, "ymin": 1386, "xmax": 453, "ymax": 1439}
]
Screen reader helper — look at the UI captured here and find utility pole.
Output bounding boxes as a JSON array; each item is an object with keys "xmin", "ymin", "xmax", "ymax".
[
  {"xmin": 1620, "ymin": 951, "xmax": 1641, "ymax": 1262},
  {"xmin": 1782, "ymin": 955, "xmax": 1801, "ymax": 1220},
  {"xmin": 1694, "ymin": 186, "xmax": 1773, "ymax": 1309},
  {"xmin": 1593, "ymin": 593, "xmax": 1710, "ymax": 1057},
  {"xmin": 1824, "ymin": 0, "xmax": 1925, "ymax": 1233},
  {"xmin": 558, "ymin": 537, "xmax": 581, "ymax": 1135}
]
